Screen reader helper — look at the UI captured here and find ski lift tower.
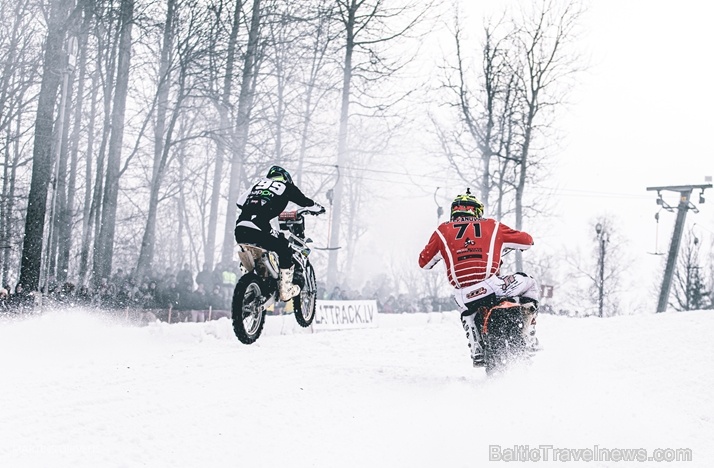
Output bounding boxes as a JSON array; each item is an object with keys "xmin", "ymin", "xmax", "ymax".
[{"xmin": 646, "ymin": 183, "xmax": 711, "ymax": 313}]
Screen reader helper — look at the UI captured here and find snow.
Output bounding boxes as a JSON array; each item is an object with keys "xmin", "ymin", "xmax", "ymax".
[{"xmin": 1, "ymin": 309, "xmax": 713, "ymax": 467}]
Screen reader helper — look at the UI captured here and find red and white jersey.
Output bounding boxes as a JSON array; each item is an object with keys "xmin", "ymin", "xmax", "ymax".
[{"xmin": 418, "ymin": 217, "xmax": 533, "ymax": 288}]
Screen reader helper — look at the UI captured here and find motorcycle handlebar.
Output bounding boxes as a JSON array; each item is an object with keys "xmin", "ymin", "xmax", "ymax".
[
  {"xmin": 278, "ymin": 207, "xmax": 325, "ymax": 221},
  {"xmin": 296, "ymin": 206, "xmax": 326, "ymax": 217}
]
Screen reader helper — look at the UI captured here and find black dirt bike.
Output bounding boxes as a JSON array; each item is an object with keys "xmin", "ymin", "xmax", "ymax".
[
  {"xmin": 471, "ymin": 298, "xmax": 537, "ymax": 376},
  {"xmin": 232, "ymin": 208, "xmax": 323, "ymax": 344}
]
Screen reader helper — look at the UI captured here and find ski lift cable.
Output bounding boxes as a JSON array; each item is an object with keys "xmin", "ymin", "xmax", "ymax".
[
  {"xmin": 303, "ymin": 166, "xmax": 659, "ymax": 203},
  {"xmin": 306, "ymin": 167, "xmax": 653, "ymax": 200}
]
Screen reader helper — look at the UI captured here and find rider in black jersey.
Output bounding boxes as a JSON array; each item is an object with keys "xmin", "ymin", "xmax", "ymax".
[{"xmin": 235, "ymin": 166, "xmax": 324, "ymax": 300}]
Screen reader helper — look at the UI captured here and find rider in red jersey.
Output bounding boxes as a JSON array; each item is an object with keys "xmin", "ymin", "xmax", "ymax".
[{"xmin": 419, "ymin": 189, "xmax": 539, "ymax": 367}]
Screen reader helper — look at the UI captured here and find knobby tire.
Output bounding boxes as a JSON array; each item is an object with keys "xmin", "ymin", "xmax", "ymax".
[{"xmin": 232, "ymin": 273, "xmax": 266, "ymax": 344}]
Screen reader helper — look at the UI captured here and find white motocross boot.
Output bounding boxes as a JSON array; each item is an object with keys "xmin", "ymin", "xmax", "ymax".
[
  {"xmin": 460, "ymin": 313, "xmax": 484, "ymax": 367},
  {"xmin": 279, "ymin": 266, "xmax": 301, "ymax": 301}
]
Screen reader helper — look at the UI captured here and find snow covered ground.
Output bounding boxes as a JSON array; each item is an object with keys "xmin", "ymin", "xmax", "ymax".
[{"xmin": 1, "ymin": 308, "xmax": 712, "ymax": 467}]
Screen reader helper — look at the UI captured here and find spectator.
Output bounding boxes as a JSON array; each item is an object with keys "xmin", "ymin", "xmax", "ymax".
[
  {"xmin": 0, "ymin": 288, "xmax": 9, "ymax": 313},
  {"xmin": 212, "ymin": 262, "xmax": 224, "ymax": 292},
  {"xmin": 372, "ymin": 292, "xmax": 383, "ymax": 312},
  {"xmin": 161, "ymin": 280, "xmax": 180, "ymax": 310},
  {"xmin": 112, "ymin": 268, "xmax": 126, "ymax": 289},
  {"xmin": 220, "ymin": 263, "xmax": 238, "ymax": 305},
  {"xmin": 316, "ymin": 282, "xmax": 327, "ymax": 300},
  {"xmin": 98, "ymin": 278, "xmax": 117, "ymax": 308},
  {"xmin": 328, "ymin": 286, "xmax": 343, "ymax": 300},
  {"xmin": 208, "ymin": 284, "xmax": 226, "ymax": 312},
  {"xmin": 383, "ymin": 295, "xmax": 397, "ymax": 314},
  {"xmin": 8, "ymin": 283, "xmax": 34, "ymax": 313},
  {"xmin": 176, "ymin": 263, "xmax": 194, "ymax": 291},
  {"xmin": 141, "ymin": 281, "xmax": 160, "ymax": 309},
  {"xmin": 162, "ymin": 266, "xmax": 174, "ymax": 282},
  {"xmin": 190, "ymin": 284, "xmax": 209, "ymax": 322},
  {"xmin": 195, "ymin": 263, "xmax": 214, "ymax": 292},
  {"xmin": 56, "ymin": 282, "xmax": 76, "ymax": 304},
  {"xmin": 114, "ymin": 282, "xmax": 133, "ymax": 309},
  {"xmin": 76, "ymin": 285, "xmax": 92, "ymax": 306}
]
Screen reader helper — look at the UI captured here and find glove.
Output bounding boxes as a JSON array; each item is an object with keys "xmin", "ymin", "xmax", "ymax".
[{"xmin": 306, "ymin": 203, "xmax": 325, "ymax": 215}]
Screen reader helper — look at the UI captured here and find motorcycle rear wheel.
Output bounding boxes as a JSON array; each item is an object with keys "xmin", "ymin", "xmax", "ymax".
[
  {"xmin": 483, "ymin": 308, "xmax": 527, "ymax": 376},
  {"xmin": 232, "ymin": 273, "xmax": 267, "ymax": 344},
  {"xmin": 293, "ymin": 263, "xmax": 316, "ymax": 328}
]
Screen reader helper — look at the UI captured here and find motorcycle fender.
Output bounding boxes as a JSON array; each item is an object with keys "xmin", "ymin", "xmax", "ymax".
[
  {"xmin": 237, "ymin": 249, "xmax": 256, "ymax": 273},
  {"xmin": 521, "ymin": 310, "xmax": 536, "ymax": 334}
]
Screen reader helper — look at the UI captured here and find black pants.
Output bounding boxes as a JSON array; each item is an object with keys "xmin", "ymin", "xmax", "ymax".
[{"xmin": 235, "ymin": 226, "xmax": 293, "ymax": 269}]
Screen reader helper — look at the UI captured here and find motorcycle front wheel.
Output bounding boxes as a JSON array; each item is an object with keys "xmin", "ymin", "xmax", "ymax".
[
  {"xmin": 293, "ymin": 262, "xmax": 317, "ymax": 328},
  {"xmin": 232, "ymin": 273, "xmax": 267, "ymax": 344}
]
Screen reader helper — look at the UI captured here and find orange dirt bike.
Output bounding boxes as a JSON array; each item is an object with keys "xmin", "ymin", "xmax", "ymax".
[
  {"xmin": 466, "ymin": 249, "xmax": 539, "ymax": 375},
  {"xmin": 471, "ymin": 298, "xmax": 538, "ymax": 376},
  {"xmin": 232, "ymin": 208, "xmax": 324, "ymax": 344}
]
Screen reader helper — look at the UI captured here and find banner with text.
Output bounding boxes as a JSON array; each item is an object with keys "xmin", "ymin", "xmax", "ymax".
[{"xmin": 313, "ymin": 300, "xmax": 379, "ymax": 331}]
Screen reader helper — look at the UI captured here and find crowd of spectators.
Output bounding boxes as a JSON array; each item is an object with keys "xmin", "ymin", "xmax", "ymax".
[
  {"xmin": 0, "ymin": 264, "xmax": 458, "ymax": 320},
  {"xmin": 317, "ymin": 285, "xmax": 455, "ymax": 314},
  {"xmin": 0, "ymin": 262, "xmax": 242, "ymax": 321}
]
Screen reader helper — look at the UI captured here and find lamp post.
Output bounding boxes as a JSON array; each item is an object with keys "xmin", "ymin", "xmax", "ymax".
[
  {"xmin": 595, "ymin": 223, "xmax": 607, "ymax": 318},
  {"xmin": 433, "ymin": 186, "xmax": 443, "ymax": 223},
  {"xmin": 686, "ymin": 236, "xmax": 700, "ymax": 310}
]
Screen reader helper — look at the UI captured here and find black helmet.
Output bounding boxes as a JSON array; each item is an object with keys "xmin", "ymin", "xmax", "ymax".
[{"xmin": 266, "ymin": 165, "xmax": 293, "ymax": 184}]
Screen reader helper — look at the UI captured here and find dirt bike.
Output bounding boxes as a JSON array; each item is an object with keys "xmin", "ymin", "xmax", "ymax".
[
  {"xmin": 471, "ymin": 298, "xmax": 537, "ymax": 376},
  {"xmin": 232, "ymin": 208, "xmax": 323, "ymax": 344}
]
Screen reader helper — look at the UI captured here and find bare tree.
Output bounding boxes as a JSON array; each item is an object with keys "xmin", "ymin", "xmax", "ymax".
[
  {"xmin": 437, "ymin": 0, "xmax": 583, "ymax": 272},
  {"xmin": 294, "ymin": 0, "xmax": 338, "ymax": 186},
  {"xmin": 204, "ymin": 0, "xmax": 242, "ymax": 271},
  {"xmin": 220, "ymin": 0, "xmax": 263, "ymax": 267},
  {"xmin": 134, "ymin": 0, "xmax": 178, "ymax": 280},
  {"xmin": 563, "ymin": 216, "xmax": 629, "ymax": 317},
  {"xmin": 672, "ymin": 230, "xmax": 710, "ymax": 311},
  {"xmin": 1, "ymin": 110, "xmax": 34, "ymax": 288},
  {"xmin": 440, "ymin": 13, "xmax": 516, "ymax": 211},
  {"xmin": 80, "ymin": 0, "xmax": 121, "ymax": 285},
  {"xmin": 0, "ymin": 0, "xmax": 41, "ymax": 288},
  {"xmin": 509, "ymin": 0, "xmax": 583, "ymax": 270},
  {"xmin": 18, "ymin": 0, "xmax": 75, "ymax": 291},
  {"xmin": 93, "ymin": 0, "xmax": 135, "ymax": 283},
  {"xmin": 326, "ymin": 0, "xmax": 431, "ymax": 287},
  {"xmin": 57, "ymin": 0, "xmax": 94, "ymax": 283}
]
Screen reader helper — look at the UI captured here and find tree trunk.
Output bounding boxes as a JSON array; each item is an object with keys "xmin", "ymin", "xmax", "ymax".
[
  {"xmin": 18, "ymin": 0, "xmax": 72, "ymax": 291},
  {"xmin": 85, "ymin": 3, "xmax": 120, "ymax": 285},
  {"xmin": 1, "ymin": 123, "xmax": 14, "ymax": 287},
  {"xmin": 78, "ymin": 38, "xmax": 102, "ymax": 286},
  {"xmin": 295, "ymin": 7, "xmax": 332, "ymax": 187},
  {"xmin": 514, "ymin": 103, "xmax": 534, "ymax": 272},
  {"xmin": 206, "ymin": 0, "xmax": 241, "ymax": 270},
  {"xmin": 50, "ymin": 66, "xmax": 75, "ymax": 282},
  {"xmin": 58, "ymin": 4, "xmax": 91, "ymax": 283},
  {"xmin": 1, "ymin": 130, "xmax": 8, "ymax": 284},
  {"xmin": 326, "ymin": 0, "xmax": 356, "ymax": 288},
  {"xmin": 95, "ymin": 0, "xmax": 134, "ymax": 281},
  {"xmin": 177, "ymin": 142, "xmax": 188, "ymax": 267},
  {"xmin": 220, "ymin": 0, "xmax": 261, "ymax": 267},
  {"xmin": 135, "ymin": 0, "xmax": 176, "ymax": 280}
]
